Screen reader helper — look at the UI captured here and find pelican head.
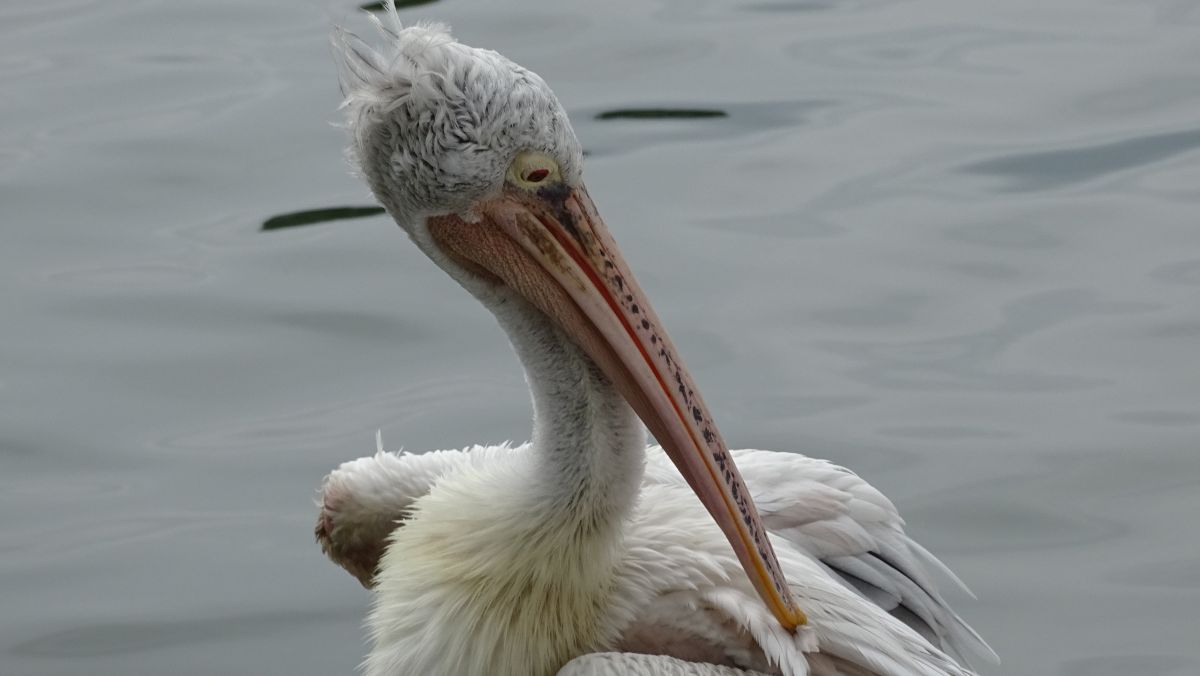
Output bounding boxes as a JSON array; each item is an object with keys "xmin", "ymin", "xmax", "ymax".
[
  {"xmin": 337, "ymin": 18, "xmax": 581, "ymax": 245},
  {"xmin": 334, "ymin": 4, "xmax": 805, "ymax": 631}
]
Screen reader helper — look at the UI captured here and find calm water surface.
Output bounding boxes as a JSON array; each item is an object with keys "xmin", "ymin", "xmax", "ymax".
[{"xmin": 3, "ymin": 1, "xmax": 1199, "ymax": 674}]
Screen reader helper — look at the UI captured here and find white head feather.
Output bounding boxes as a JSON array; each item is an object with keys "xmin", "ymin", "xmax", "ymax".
[{"xmin": 332, "ymin": 3, "xmax": 583, "ymax": 231}]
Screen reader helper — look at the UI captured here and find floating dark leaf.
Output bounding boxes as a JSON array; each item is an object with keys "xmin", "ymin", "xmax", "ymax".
[
  {"xmin": 596, "ymin": 109, "xmax": 728, "ymax": 121},
  {"xmin": 359, "ymin": 0, "xmax": 439, "ymax": 12},
  {"xmin": 261, "ymin": 206, "xmax": 386, "ymax": 232}
]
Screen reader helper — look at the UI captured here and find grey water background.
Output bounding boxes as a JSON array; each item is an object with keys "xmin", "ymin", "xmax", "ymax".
[{"xmin": 2, "ymin": 0, "xmax": 1199, "ymax": 674}]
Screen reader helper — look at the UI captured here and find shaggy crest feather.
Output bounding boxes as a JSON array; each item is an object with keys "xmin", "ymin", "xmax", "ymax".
[
  {"xmin": 331, "ymin": 1, "xmax": 581, "ymax": 231},
  {"xmin": 332, "ymin": 8, "xmax": 457, "ymax": 168}
]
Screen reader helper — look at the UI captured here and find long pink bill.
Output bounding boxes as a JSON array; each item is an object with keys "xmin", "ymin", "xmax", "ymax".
[{"xmin": 430, "ymin": 183, "xmax": 806, "ymax": 631}]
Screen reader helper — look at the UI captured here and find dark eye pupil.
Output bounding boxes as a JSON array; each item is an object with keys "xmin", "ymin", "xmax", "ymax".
[{"xmin": 524, "ymin": 168, "xmax": 550, "ymax": 183}]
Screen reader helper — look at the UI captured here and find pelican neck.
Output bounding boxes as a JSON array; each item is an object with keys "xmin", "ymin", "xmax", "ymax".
[{"xmin": 490, "ymin": 291, "xmax": 647, "ymax": 522}]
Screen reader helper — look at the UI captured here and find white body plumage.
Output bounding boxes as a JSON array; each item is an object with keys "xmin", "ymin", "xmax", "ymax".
[{"xmin": 322, "ymin": 439, "xmax": 993, "ymax": 676}]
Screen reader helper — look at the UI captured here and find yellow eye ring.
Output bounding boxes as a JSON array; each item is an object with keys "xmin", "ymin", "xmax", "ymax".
[{"xmin": 508, "ymin": 152, "xmax": 561, "ymax": 189}]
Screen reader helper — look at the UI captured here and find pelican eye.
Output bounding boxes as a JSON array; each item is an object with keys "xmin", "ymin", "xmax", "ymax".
[{"xmin": 508, "ymin": 152, "xmax": 561, "ymax": 189}]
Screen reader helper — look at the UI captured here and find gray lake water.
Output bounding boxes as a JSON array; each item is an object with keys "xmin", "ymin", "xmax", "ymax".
[{"xmin": 3, "ymin": 1, "xmax": 1199, "ymax": 675}]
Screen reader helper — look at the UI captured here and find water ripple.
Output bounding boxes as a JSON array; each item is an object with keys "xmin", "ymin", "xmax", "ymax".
[
  {"xmin": 812, "ymin": 293, "xmax": 927, "ymax": 328},
  {"xmin": 1106, "ymin": 557, "xmax": 1200, "ymax": 590},
  {"xmin": 787, "ymin": 24, "xmax": 1055, "ymax": 73},
  {"xmin": 1059, "ymin": 655, "xmax": 1196, "ymax": 676},
  {"xmin": 907, "ymin": 477, "xmax": 1128, "ymax": 555},
  {"xmin": 690, "ymin": 211, "xmax": 844, "ymax": 240},
  {"xmin": 157, "ymin": 377, "xmax": 516, "ymax": 454},
  {"xmin": 0, "ymin": 512, "xmax": 270, "ymax": 562},
  {"xmin": 741, "ymin": 0, "xmax": 841, "ymax": 13},
  {"xmin": 817, "ymin": 289, "xmax": 1154, "ymax": 392},
  {"xmin": 960, "ymin": 128, "xmax": 1200, "ymax": 192},
  {"xmin": 875, "ymin": 425, "xmax": 1013, "ymax": 441},
  {"xmin": 1110, "ymin": 410, "xmax": 1200, "ymax": 427},
  {"xmin": 1149, "ymin": 260, "xmax": 1200, "ymax": 286},
  {"xmin": 572, "ymin": 99, "xmax": 835, "ymax": 157},
  {"xmin": 10, "ymin": 607, "xmax": 359, "ymax": 657},
  {"xmin": 41, "ymin": 262, "xmax": 208, "ymax": 288},
  {"xmin": 943, "ymin": 218, "xmax": 1063, "ymax": 251}
]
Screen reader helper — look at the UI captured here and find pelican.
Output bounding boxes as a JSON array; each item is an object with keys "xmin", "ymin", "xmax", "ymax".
[{"xmin": 319, "ymin": 3, "xmax": 994, "ymax": 675}]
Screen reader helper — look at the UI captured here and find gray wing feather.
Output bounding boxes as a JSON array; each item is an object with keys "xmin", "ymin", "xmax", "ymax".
[
  {"xmin": 644, "ymin": 447, "xmax": 996, "ymax": 667},
  {"xmin": 558, "ymin": 653, "xmax": 771, "ymax": 676}
]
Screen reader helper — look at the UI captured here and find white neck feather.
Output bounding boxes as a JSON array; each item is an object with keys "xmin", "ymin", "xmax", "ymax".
[
  {"xmin": 366, "ymin": 244, "xmax": 650, "ymax": 676},
  {"xmin": 404, "ymin": 217, "xmax": 647, "ymax": 517},
  {"xmin": 489, "ymin": 290, "xmax": 647, "ymax": 525}
]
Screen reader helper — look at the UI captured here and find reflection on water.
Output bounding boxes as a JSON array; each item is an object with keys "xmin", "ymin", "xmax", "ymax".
[
  {"xmin": 1107, "ymin": 557, "xmax": 1200, "ymax": 590},
  {"xmin": 576, "ymin": 99, "xmax": 832, "ymax": 157},
  {"xmin": 817, "ymin": 289, "xmax": 1155, "ymax": 392},
  {"xmin": 1058, "ymin": 655, "xmax": 1197, "ymax": 676},
  {"xmin": 3, "ymin": 0, "xmax": 1200, "ymax": 675},
  {"xmin": 960, "ymin": 127, "xmax": 1200, "ymax": 192},
  {"xmin": 742, "ymin": 1, "xmax": 841, "ymax": 13},
  {"xmin": 11, "ymin": 608, "xmax": 360, "ymax": 658},
  {"xmin": 159, "ymin": 377, "xmax": 509, "ymax": 455},
  {"xmin": 1150, "ymin": 260, "xmax": 1200, "ymax": 286}
]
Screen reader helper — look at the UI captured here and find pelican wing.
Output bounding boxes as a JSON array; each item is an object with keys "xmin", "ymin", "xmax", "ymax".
[
  {"xmin": 644, "ymin": 447, "xmax": 994, "ymax": 666},
  {"xmin": 558, "ymin": 653, "xmax": 770, "ymax": 675},
  {"xmin": 315, "ymin": 440, "xmax": 519, "ymax": 586},
  {"xmin": 596, "ymin": 479, "xmax": 977, "ymax": 676}
]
